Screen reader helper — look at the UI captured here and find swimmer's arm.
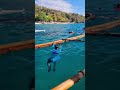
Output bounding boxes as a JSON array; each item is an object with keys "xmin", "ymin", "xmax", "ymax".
[
  {"xmin": 52, "ymin": 42, "xmax": 58, "ymax": 48},
  {"xmin": 59, "ymin": 45, "xmax": 62, "ymax": 52},
  {"xmin": 52, "ymin": 43, "xmax": 55, "ymax": 48}
]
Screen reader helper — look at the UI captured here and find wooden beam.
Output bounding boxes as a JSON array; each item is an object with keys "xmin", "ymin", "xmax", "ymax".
[
  {"xmin": 0, "ymin": 40, "xmax": 34, "ymax": 54},
  {"xmin": 86, "ymin": 20, "xmax": 120, "ymax": 33},
  {"xmin": 51, "ymin": 69, "xmax": 85, "ymax": 90},
  {"xmin": 35, "ymin": 34, "xmax": 85, "ymax": 49}
]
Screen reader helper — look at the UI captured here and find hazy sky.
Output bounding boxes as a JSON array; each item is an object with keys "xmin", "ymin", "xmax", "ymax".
[{"xmin": 35, "ymin": 0, "xmax": 85, "ymax": 15}]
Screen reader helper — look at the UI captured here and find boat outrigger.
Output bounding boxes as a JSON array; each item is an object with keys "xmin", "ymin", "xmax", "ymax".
[
  {"xmin": 35, "ymin": 34, "xmax": 85, "ymax": 48},
  {"xmin": 86, "ymin": 19, "xmax": 120, "ymax": 36},
  {"xmin": 0, "ymin": 34, "xmax": 85, "ymax": 54},
  {"xmin": 51, "ymin": 69, "xmax": 85, "ymax": 90}
]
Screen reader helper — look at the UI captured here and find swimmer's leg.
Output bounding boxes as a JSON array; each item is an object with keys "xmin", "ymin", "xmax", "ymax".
[
  {"xmin": 47, "ymin": 63, "xmax": 51, "ymax": 72},
  {"xmin": 53, "ymin": 62, "xmax": 56, "ymax": 72},
  {"xmin": 47, "ymin": 59, "xmax": 52, "ymax": 72}
]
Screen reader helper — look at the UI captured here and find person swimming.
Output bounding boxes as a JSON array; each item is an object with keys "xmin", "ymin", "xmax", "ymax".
[
  {"xmin": 47, "ymin": 43, "xmax": 62, "ymax": 72},
  {"xmin": 115, "ymin": 3, "xmax": 120, "ymax": 11},
  {"xmin": 69, "ymin": 31, "xmax": 74, "ymax": 34}
]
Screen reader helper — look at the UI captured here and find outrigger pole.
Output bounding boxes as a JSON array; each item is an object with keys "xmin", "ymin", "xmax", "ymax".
[
  {"xmin": 35, "ymin": 34, "xmax": 85, "ymax": 48},
  {"xmin": 0, "ymin": 40, "xmax": 34, "ymax": 54},
  {"xmin": 0, "ymin": 35, "xmax": 85, "ymax": 54},
  {"xmin": 1, "ymin": 19, "xmax": 119, "ymax": 54},
  {"xmin": 0, "ymin": 19, "xmax": 119, "ymax": 54},
  {"xmin": 86, "ymin": 19, "xmax": 120, "ymax": 33},
  {"xmin": 51, "ymin": 69, "xmax": 85, "ymax": 90}
]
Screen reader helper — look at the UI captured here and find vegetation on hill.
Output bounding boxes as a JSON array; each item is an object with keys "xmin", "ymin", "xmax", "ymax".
[{"xmin": 35, "ymin": 4, "xmax": 85, "ymax": 23}]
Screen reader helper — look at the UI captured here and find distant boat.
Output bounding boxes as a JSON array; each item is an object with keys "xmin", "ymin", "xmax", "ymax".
[{"xmin": 35, "ymin": 29, "xmax": 45, "ymax": 32}]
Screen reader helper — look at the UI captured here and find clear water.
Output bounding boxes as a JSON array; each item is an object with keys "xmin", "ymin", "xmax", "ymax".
[
  {"xmin": 35, "ymin": 23, "xmax": 85, "ymax": 90},
  {"xmin": 86, "ymin": 1, "xmax": 120, "ymax": 89},
  {"xmin": 0, "ymin": 49, "xmax": 34, "ymax": 90},
  {"xmin": 35, "ymin": 23, "xmax": 85, "ymax": 44},
  {"xmin": 86, "ymin": 0, "xmax": 120, "ymax": 27},
  {"xmin": 86, "ymin": 36, "xmax": 120, "ymax": 90},
  {"xmin": 0, "ymin": 13, "xmax": 34, "ymax": 90},
  {"xmin": 0, "ymin": 22, "xmax": 34, "ymax": 45},
  {"xmin": 0, "ymin": 11, "xmax": 34, "ymax": 45}
]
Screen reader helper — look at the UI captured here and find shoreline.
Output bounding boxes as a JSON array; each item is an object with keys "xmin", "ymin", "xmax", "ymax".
[{"xmin": 35, "ymin": 22, "xmax": 84, "ymax": 24}]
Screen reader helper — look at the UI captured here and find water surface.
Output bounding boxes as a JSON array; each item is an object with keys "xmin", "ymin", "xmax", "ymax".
[{"xmin": 35, "ymin": 23, "xmax": 85, "ymax": 90}]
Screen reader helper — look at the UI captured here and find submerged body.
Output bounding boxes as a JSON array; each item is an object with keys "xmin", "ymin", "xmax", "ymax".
[{"xmin": 47, "ymin": 44, "xmax": 62, "ymax": 72}]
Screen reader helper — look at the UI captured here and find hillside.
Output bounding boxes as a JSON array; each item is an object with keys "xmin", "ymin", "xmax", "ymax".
[{"xmin": 35, "ymin": 4, "xmax": 85, "ymax": 23}]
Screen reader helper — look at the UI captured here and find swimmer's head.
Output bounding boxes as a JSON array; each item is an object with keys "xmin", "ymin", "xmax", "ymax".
[
  {"xmin": 55, "ymin": 45, "xmax": 59, "ymax": 49},
  {"xmin": 69, "ymin": 31, "xmax": 74, "ymax": 34}
]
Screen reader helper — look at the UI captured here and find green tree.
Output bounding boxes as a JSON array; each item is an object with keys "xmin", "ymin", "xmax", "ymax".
[
  {"xmin": 38, "ymin": 11, "xmax": 48, "ymax": 21},
  {"xmin": 47, "ymin": 15, "xmax": 53, "ymax": 22},
  {"xmin": 35, "ymin": 16, "xmax": 40, "ymax": 21},
  {"xmin": 35, "ymin": 4, "xmax": 85, "ymax": 23},
  {"xmin": 52, "ymin": 14, "xmax": 57, "ymax": 21}
]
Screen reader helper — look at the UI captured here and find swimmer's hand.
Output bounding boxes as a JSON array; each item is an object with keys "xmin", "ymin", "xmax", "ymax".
[
  {"xmin": 53, "ymin": 42, "xmax": 56, "ymax": 44},
  {"xmin": 52, "ymin": 42, "xmax": 57, "ymax": 45}
]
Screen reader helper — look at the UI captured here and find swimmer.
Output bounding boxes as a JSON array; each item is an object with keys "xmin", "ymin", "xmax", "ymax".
[
  {"xmin": 69, "ymin": 31, "xmax": 74, "ymax": 34},
  {"xmin": 86, "ymin": 12, "xmax": 96, "ymax": 21},
  {"xmin": 116, "ymin": 3, "xmax": 120, "ymax": 8},
  {"xmin": 47, "ymin": 43, "xmax": 62, "ymax": 72},
  {"xmin": 115, "ymin": 3, "xmax": 120, "ymax": 11}
]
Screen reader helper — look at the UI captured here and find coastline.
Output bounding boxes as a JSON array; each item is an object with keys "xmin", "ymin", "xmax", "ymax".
[{"xmin": 35, "ymin": 21, "xmax": 84, "ymax": 24}]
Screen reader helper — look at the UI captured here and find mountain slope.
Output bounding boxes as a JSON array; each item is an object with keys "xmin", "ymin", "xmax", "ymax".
[{"xmin": 35, "ymin": 4, "xmax": 85, "ymax": 23}]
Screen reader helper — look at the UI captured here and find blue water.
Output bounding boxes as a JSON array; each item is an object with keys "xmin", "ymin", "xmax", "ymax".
[
  {"xmin": 0, "ymin": 23, "xmax": 34, "ymax": 44},
  {"xmin": 35, "ymin": 23, "xmax": 85, "ymax": 90},
  {"xmin": 0, "ymin": 12, "xmax": 34, "ymax": 45},
  {"xmin": 0, "ymin": 49, "xmax": 34, "ymax": 90},
  {"xmin": 0, "ymin": 12, "xmax": 34, "ymax": 90},
  {"xmin": 35, "ymin": 23, "xmax": 85, "ymax": 44},
  {"xmin": 86, "ymin": 36, "xmax": 120, "ymax": 90},
  {"xmin": 86, "ymin": 0, "xmax": 120, "ymax": 27},
  {"xmin": 86, "ymin": 0, "xmax": 120, "ymax": 89}
]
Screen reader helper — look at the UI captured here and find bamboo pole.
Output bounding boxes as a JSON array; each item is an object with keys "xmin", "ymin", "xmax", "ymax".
[
  {"xmin": 51, "ymin": 69, "xmax": 85, "ymax": 90},
  {"xmin": 35, "ymin": 34, "xmax": 85, "ymax": 48},
  {"xmin": 86, "ymin": 19, "xmax": 120, "ymax": 33},
  {"xmin": 0, "ymin": 34, "xmax": 85, "ymax": 54},
  {"xmin": 0, "ymin": 40, "xmax": 34, "ymax": 54}
]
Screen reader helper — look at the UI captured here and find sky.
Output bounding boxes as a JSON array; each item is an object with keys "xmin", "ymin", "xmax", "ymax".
[{"xmin": 35, "ymin": 0, "xmax": 85, "ymax": 15}]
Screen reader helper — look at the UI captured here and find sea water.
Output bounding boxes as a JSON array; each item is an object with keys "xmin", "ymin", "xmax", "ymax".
[
  {"xmin": 86, "ymin": 1, "xmax": 120, "ymax": 89},
  {"xmin": 35, "ymin": 23, "xmax": 85, "ymax": 90},
  {"xmin": 0, "ymin": 22, "xmax": 34, "ymax": 45},
  {"xmin": 0, "ymin": 49, "xmax": 34, "ymax": 90},
  {"xmin": 0, "ymin": 19, "xmax": 34, "ymax": 90}
]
